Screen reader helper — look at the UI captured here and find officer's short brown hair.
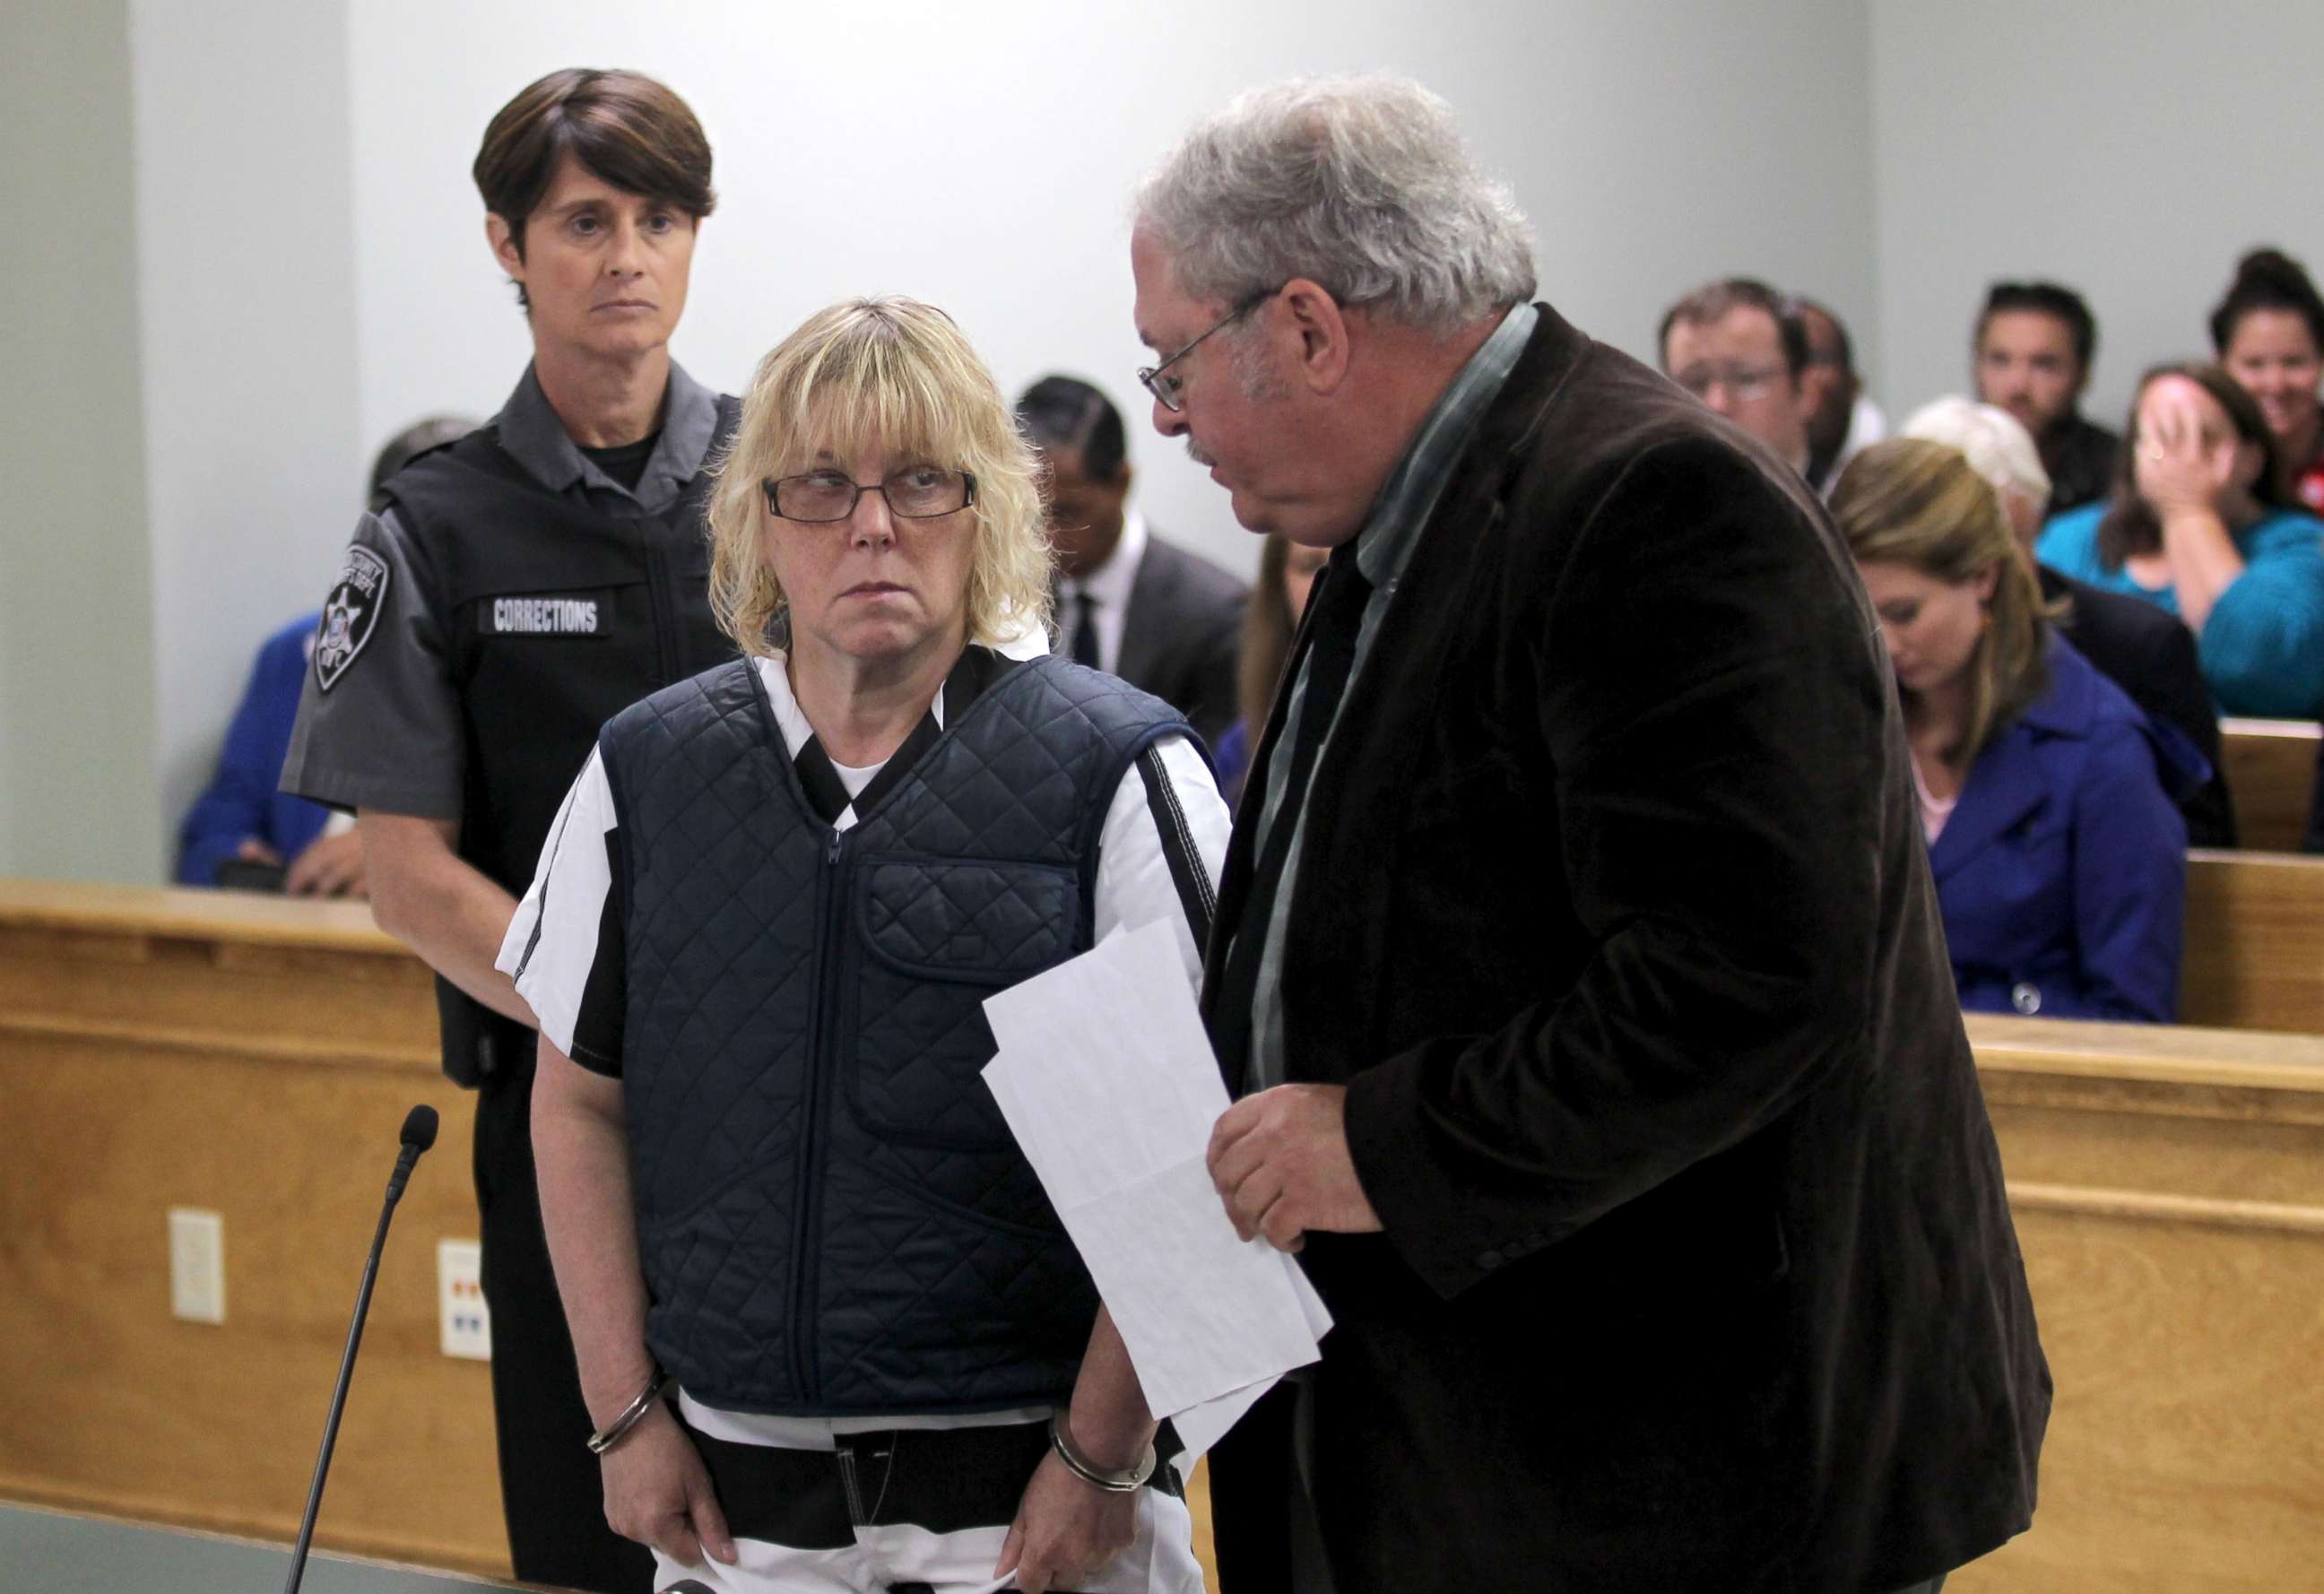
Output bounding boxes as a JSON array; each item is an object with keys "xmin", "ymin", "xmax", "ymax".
[{"xmin": 473, "ymin": 68, "xmax": 715, "ymax": 252}]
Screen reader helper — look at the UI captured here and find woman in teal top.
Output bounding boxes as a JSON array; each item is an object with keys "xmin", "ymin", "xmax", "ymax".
[{"xmin": 2039, "ymin": 361, "xmax": 2324, "ymax": 717}]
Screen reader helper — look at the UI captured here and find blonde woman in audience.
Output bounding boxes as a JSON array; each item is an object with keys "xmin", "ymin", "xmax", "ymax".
[
  {"xmin": 1903, "ymin": 397, "xmax": 2233, "ymax": 845},
  {"xmin": 1835, "ymin": 437, "xmax": 2193, "ymax": 1021},
  {"xmin": 1212, "ymin": 532, "xmax": 1328, "ymax": 801},
  {"xmin": 2037, "ymin": 363, "xmax": 2324, "ymax": 717}
]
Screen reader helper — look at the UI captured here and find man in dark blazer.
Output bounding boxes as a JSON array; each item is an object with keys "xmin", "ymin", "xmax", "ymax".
[
  {"xmin": 1129, "ymin": 78, "xmax": 2049, "ymax": 1592},
  {"xmin": 1019, "ymin": 376, "xmax": 1248, "ymax": 746}
]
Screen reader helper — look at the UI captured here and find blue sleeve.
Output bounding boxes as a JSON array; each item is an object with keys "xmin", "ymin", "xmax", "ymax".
[
  {"xmin": 2199, "ymin": 515, "xmax": 2324, "ymax": 717},
  {"xmin": 2034, "ymin": 504, "xmax": 2105, "ymax": 582},
  {"xmin": 175, "ymin": 618, "xmax": 319, "ymax": 886},
  {"xmin": 2057, "ymin": 723, "xmax": 2187, "ymax": 1022}
]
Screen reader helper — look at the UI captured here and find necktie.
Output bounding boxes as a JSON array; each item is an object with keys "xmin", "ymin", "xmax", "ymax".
[
  {"xmin": 1208, "ymin": 551, "xmax": 1373, "ymax": 1088},
  {"xmin": 1070, "ymin": 589, "xmax": 1102, "ymax": 669}
]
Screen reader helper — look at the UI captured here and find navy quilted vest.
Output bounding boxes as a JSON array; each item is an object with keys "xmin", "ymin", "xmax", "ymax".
[{"xmin": 597, "ymin": 651, "xmax": 1188, "ymax": 1416}]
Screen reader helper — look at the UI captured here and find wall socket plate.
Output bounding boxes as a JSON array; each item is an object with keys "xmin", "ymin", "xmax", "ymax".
[
  {"xmin": 437, "ymin": 1238, "xmax": 491, "ymax": 1361},
  {"xmin": 169, "ymin": 1208, "xmax": 226, "ymax": 1324}
]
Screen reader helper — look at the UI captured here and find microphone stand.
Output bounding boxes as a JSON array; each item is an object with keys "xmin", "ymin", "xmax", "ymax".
[{"xmin": 282, "ymin": 1130, "xmax": 429, "ymax": 1594}]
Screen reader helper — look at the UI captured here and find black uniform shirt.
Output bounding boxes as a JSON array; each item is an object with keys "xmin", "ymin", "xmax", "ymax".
[{"xmin": 281, "ymin": 361, "xmax": 721, "ymax": 818}]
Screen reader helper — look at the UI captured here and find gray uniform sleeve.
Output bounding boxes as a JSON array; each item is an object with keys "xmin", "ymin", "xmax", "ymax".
[{"xmin": 279, "ymin": 507, "xmax": 467, "ymax": 819}]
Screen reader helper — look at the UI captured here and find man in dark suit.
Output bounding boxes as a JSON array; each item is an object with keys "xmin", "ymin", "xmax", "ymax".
[
  {"xmin": 1018, "ymin": 376, "xmax": 1248, "ymax": 745},
  {"xmin": 1130, "ymin": 77, "xmax": 2050, "ymax": 1592},
  {"xmin": 1901, "ymin": 396, "xmax": 2234, "ymax": 845}
]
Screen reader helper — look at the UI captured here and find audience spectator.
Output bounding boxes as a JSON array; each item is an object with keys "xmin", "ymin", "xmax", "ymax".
[
  {"xmin": 2038, "ymin": 363, "xmax": 2324, "ymax": 718},
  {"xmin": 1659, "ymin": 278, "xmax": 1812, "ymax": 475},
  {"xmin": 2210, "ymin": 247, "xmax": 2324, "ymax": 516},
  {"xmin": 1835, "ymin": 438, "xmax": 2191, "ymax": 1022},
  {"xmin": 1973, "ymin": 282, "xmax": 2117, "ymax": 516},
  {"xmin": 1904, "ymin": 396, "xmax": 2234, "ymax": 845},
  {"xmin": 1213, "ymin": 532, "xmax": 1327, "ymax": 801},
  {"xmin": 175, "ymin": 415, "xmax": 474, "ymax": 892},
  {"xmin": 1017, "ymin": 374, "xmax": 1248, "ymax": 744},
  {"xmin": 1798, "ymin": 297, "xmax": 1886, "ymax": 492}
]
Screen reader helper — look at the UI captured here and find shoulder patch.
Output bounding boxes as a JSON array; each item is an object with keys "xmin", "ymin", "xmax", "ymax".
[{"xmin": 314, "ymin": 544, "xmax": 390, "ymax": 692}]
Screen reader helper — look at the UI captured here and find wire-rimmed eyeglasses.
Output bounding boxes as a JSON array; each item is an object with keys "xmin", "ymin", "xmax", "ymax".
[{"xmin": 1137, "ymin": 285, "xmax": 1284, "ymax": 412}]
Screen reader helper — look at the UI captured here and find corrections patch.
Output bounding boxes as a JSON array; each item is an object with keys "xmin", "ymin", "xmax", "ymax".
[
  {"xmin": 487, "ymin": 593, "xmax": 605, "ymax": 637},
  {"xmin": 314, "ymin": 544, "xmax": 390, "ymax": 692}
]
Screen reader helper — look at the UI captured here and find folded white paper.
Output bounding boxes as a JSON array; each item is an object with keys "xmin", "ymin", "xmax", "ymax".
[{"xmin": 982, "ymin": 920, "xmax": 1329, "ymax": 1458}]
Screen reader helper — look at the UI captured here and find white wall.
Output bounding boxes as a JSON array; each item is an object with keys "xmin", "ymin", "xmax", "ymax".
[
  {"xmin": 0, "ymin": 0, "xmax": 160, "ymax": 881},
  {"xmin": 348, "ymin": 0, "xmax": 1877, "ymax": 580},
  {"xmin": 1871, "ymin": 0, "xmax": 2324, "ymax": 431},
  {"xmin": 129, "ymin": 0, "xmax": 366, "ymax": 863},
  {"xmin": 4, "ymin": 0, "xmax": 1883, "ymax": 882}
]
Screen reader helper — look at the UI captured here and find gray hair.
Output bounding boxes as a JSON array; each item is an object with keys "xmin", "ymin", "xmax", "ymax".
[
  {"xmin": 1901, "ymin": 395, "xmax": 2053, "ymax": 524},
  {"xmin": 1134, "ymin": 75, "xmax": 1537, "ymax": 333}
]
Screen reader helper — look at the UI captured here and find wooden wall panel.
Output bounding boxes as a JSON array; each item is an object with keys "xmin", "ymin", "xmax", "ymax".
[
  {"xmin": 0, "ymin": 882, "xmax": 507, "ymax": 1575},
  {"xmin": 9, "ymin": 888, "xmax": 2324, "ymax": 1592},
  {"xmin": 1953, "ymin": 1016, "xmax": 2324, "ymax": 1593}
]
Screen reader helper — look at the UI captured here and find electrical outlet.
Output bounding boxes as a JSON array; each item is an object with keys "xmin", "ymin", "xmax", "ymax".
[
  {"xmin": 169, "ymin": 1208, "xmax": 225, "ymax": 1324},
  {"xmin": 438, "ymin": 1239, "xmax": 491, "ymax": 1361}
]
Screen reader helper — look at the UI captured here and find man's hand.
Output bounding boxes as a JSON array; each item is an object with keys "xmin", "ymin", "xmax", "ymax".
[
  {"xmin": 1208, "ymin": 1083, "xmax": 1383, "ymax": 1252},
  {"xmin": 234, "ymin": 837, "xmax": 284, "ymax": 866},
  {"xmin": 285, "ymin": 829, "xmax": 369, "ymax": 898},
  {"xmin": 995, "ymin": 1448, "xmax": 1139, "ymax": 1594},
  {"xmin": 599, "ymin": 1403, "xmax": 736, "ymax": 1569}
]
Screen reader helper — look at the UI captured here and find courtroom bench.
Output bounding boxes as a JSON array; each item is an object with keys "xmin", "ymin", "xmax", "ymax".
[
  {"xmin": 2219, "ymin": 716, "xmax": 2318, "ymax": 853},
  {"xmin": 1951, "ymin": 1012, "xmax": 2324, "ymax": 1594},
  {"xmin": 2181, "ymin": 849, "xmax": 2324, "ymax": 1034}
]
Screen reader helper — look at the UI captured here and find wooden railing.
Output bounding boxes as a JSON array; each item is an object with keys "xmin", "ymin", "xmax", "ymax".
[
  {"xmin": 4, "ymin": 882, "xmax": 2321, "ymax": 1591},
  {"xmin": 0, "ymin": 880, "xmax": 504, "ymax": 1575}
]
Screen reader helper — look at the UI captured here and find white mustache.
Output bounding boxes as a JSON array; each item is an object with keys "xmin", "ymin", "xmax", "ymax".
[{"xmin": 1184, "ymin": 438, "xmax": 1216, "ymax": 469}]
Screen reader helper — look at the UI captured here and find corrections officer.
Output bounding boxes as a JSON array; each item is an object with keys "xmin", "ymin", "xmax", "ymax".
[{"xmin": 282, "ymin": 68, "xmax": 734, "ymax": 1593}]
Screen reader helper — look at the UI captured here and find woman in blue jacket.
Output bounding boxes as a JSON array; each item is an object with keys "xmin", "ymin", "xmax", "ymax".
[
  {"xmin": 1837, "ymin": 438, "xmax": 2198, "ymax": 1022},
  {"xmin": 2038, "ymin": 361, "xmax": 2324, "ymax": 717}
]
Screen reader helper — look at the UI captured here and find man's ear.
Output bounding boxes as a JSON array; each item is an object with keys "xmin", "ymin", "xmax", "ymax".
[
  {"xmin": 1279, "ymin": 279, "xmax": 1352, "ymax": 395},
  {"xmin": 485, "ymin": 212, "xmax": 525, "ymax": 283},
  {"xmin": 1115, "ymin": 459, "xmax": 1135, "ymax": 498}
]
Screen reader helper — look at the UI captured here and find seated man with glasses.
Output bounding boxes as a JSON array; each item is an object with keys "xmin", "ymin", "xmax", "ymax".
[
  {"xmin": 508, "ymin": 296, "xmax": 1224, "ymax": 1594},
  {"xmin": 1659, "ymin": 277, "xmax": 1817, "ymax": 480}
]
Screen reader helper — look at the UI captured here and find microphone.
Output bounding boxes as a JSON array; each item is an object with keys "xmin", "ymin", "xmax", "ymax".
[{"xmin": 282, "ymin": 1105, "xmax": 440, "ymax": 1594}]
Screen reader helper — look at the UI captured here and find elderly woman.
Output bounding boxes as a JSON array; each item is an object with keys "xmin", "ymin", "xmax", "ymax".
[
  {"xmin": 1837, "ymin": 437, "xmax": 2194, "ymax": 1022},
  {"xmin": 502, "ymin": 299, "xmax": 1222, "ymax": 1594},
  {"xmin": 2038, "ymin": 362, "xmax": 2324, "ymax": 718}
]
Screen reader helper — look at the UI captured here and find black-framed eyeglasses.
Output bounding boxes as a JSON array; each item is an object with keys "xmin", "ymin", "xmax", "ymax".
[
  {"xmin": 1137, "ymin": 284, "xmax": 1283, "ymax": 412},
  {"xmin": 761, "ymin": 467, "xmax": 977, "ymax": 523}
]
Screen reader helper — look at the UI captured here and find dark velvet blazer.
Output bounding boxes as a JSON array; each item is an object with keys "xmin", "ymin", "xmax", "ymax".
[
  {"xmin": 1201, "ymin": 306, "xmax": 2051, "ymax": 1591},
  {"xmin": 1114, "ymin": 532, "xmax": 1247, "ymax": 749}
]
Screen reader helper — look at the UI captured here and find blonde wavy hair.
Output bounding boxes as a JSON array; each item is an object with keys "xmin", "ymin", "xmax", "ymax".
[
  {"xmin": 707, "ymin": 297, "xmax": 1053, "ymax": 657},
  {"xmin": 1831, "ymin": 437, "xmax": 2058, "ymax": 766}
]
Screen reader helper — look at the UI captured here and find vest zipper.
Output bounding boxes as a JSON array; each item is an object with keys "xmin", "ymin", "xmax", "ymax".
[
  {"xmin": 789, "ymin": 827, "xmax": 845, "ymax": 1404},
  {"xmin": 641, "ymin": 522, "xmax": 680, "ymax": 683}
]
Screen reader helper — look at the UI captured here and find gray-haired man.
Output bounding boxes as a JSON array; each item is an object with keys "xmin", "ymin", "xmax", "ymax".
[{"xmin": 1133, "ymin": 76, "xmax": 2049, "ymax": 1593}]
